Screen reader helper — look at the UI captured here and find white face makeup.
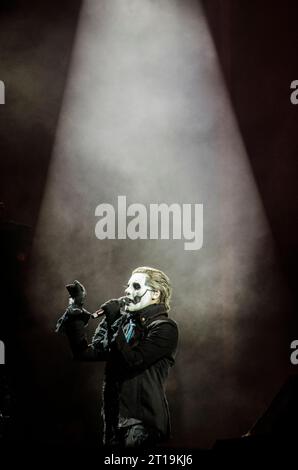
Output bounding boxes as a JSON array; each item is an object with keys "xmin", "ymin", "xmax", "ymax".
[{"xmin": 124, "ymin": 273, "xmax": 159, "ymax": 312}]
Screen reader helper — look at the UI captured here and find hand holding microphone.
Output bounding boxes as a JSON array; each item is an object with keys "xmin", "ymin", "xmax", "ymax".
[
  {"xmin": 56, "ymin": 279, "xmax": 132, "ymax": 335},
  {"xmin": 91, "ymin": 297, "xmax": 129, "ymax": 325},
  {"xmin": 92, "ymin": 297, "xmax": 130, "ymax": 328},
  {"xmin": 58, "ymin": 279, "xmax": 131, "ymax": 328}
]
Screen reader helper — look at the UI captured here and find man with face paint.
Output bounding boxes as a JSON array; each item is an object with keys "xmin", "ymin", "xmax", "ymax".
[{"xmin": 56, "ymin": 267, "xmax": 178, "ymax": 448}]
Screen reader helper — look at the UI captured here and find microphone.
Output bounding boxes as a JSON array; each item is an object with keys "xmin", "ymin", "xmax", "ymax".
[{"xmin": 91, "ymin": 296, "xmax": 130, "ymax": 319}]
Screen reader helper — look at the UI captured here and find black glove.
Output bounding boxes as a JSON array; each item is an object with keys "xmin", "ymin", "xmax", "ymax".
[
  {"xmin": 55, "ymin": 280, "xmax": 89, "ymax": 333},
  {"xmin": 66, "ymin": 280, "xmax": 86, "ymax": 307},
  {"xmin": 100, "ymin": 299, "xmax": 121, "ymax": 326}
]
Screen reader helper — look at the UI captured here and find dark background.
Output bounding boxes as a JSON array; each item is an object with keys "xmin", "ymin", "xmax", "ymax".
[{"xmin": 0, "ymin": 0, "xmax": 297, "ymax": 449}]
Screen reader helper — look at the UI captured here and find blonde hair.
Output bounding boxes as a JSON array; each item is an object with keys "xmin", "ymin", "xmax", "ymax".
[{"xmin": 132, "ymin": 266, "xmax": 172, "ymax": 311}]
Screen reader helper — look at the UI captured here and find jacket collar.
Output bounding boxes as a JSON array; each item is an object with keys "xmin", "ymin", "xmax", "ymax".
[{"xmin": 130, "ymin": 303, "xmax": 168, "ymax": 326}]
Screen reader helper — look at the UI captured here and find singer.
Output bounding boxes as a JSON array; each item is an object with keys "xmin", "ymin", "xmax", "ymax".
[{"xmin": 56, "ymin": 267, "xmax": 179, "ymax": 448}]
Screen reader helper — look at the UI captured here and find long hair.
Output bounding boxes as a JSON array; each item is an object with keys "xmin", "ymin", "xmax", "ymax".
[{"xmin": 132, "ymin": 266, "xmax": 172, "ymax": 311}]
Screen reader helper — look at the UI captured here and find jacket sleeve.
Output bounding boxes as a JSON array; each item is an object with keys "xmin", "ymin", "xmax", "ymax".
[
  {"xmin": 113, "ymin": 321, "xmax": 178, "ymax": 373},
  {"xmin": 62, "ymin": 317, "xmax": 110, "ymax": 361}
]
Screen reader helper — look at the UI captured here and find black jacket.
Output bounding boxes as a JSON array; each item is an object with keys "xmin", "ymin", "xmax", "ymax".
[{"xmin": 58, "ymin": 303, "xmax": 178, "ymax": 444}]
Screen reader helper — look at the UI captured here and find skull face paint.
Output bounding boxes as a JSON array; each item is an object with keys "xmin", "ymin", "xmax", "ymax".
[{"xmin": 124, "ymin": 273, "xmax": 158, "ymax": 312}]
